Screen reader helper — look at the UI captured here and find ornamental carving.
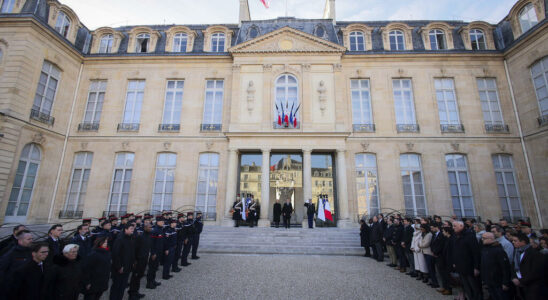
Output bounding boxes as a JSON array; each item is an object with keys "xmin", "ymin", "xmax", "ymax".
[
  {"xmin": 497, "ymin": 143, "xmax": 506, "ymax": 152},
  {"xmin": 163, "ymin": 142, "xmax": 171, "ymax": 150},
  {"xmin": 450, "ymin": 143, "xmax": 460, "ymax": 151},
  {"xmin": 361, "ymin": 142, "xmax": 369, "ymax": 151},
  {"xmin": 32, "ymin": 132, "xmax": 45, "ymax": 145},
  {"xmin": 81, "ymin": 142, "xmax": 88, "ymax": 150},
  {"xmin": 317, "ymin": 81, "xmax": 327, "ymax": 115},
  {"xmin": 406, "ymin": 143, "xmax": 414, "ymax": 151},
  {"xmin": 246, "ymin": 81, "xmax": 256, "ymax": 114},
  {"xmin": 206, "ymin": 141, "xmax": 214, "ymax": 150},
  {"xmin": 122, "ymin": 141, "xmax": 130, "ymax": 150}
]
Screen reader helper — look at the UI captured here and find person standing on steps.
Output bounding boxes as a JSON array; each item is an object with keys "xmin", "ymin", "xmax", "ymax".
[
  {"xmin": 282, "ymin": 199, "xmax": 293, "ymax": 229},
  {"xmin": 273, "ymin": 199, "xmax": 282, "ymax": 228},
  {"xmin": 304, "ymin": 198, "xmax": 315, "ymax": 229},
  {"xmin": 232, "ymin": 194, "xmax": 242, "ymax": 227}
]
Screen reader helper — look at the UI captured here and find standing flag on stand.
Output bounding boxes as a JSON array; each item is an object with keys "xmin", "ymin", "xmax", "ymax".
[
  {"xmin": 260, "ymin": 0, "xmax": 270, "ymax": 9},
  {"xmin": 317, "ymin": 195, "xmax": 333, "ymax": 222},
  {"xmin": 241, "ymin": 195, "xmax": 247, "ymax": 221}
]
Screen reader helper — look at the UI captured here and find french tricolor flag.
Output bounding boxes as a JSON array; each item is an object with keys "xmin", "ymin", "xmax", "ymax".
[
  {"xmin": 317, "ymin": 196, "xmax": 333, "ymax": 222},
  {"xmin": 260, "ymin": 0, "xmax": 270, "ymax": 9}
]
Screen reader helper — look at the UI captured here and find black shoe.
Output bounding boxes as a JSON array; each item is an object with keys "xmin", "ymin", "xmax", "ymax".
[
  {"xmin": 181, "ymin": 262, "xmax": 191, "ymax": 266},
  {"xmin": 154, "ymin": 281, "xmax": 161, "ymax": 286},
  {"xmin": 172, "ymin": 268, "xmax": 182, "ymax": 272},
  {"xmin": 191, "ymin": 256, "xmax": 200, "ymax": 260},
  {"xmin": 146, "ymin": 283, "xmax": 157, "ymax": 289},
  {"xmin": 162, "ymin": 275, "xmax": 173, "ymax": 280}
]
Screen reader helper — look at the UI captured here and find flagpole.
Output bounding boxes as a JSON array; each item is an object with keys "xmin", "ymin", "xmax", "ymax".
[{"xmin": 285, "ymin": 0, "xmax": 288, "ymax": 17}]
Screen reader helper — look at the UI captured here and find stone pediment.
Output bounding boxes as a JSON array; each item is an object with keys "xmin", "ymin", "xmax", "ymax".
[{"xmin": 229, "ymin": 27, "xmax": 346, "ymax": 54}]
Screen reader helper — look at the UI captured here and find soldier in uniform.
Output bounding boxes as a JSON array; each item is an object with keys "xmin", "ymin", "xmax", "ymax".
[
  {"xmin": 191, "ymin": 211, "xmax": 203, "ymax": 259},
  {"xmin": 172, "ymin": 214, "xmax": 185, "ymax": 272},
  {"xmin": 110, "ymin": 216, "xmax": 121, "ymax": 239},
  {"xmin": 134, "ymin": 215, "xmax": 143, "ymax": 233},
  {"xmin": 146, "ymin": 216, "xmax": 164, "ymax": 289},
  {"xmin": 282, "ymin": 199, "xmax": 293, "ymax": 229},
  {"xmin": 304, "ymin": 198, "xmax": 316, "ymax": 229},
  {"xmin": 232, "ymin": 194, "xmax": 242, "ymax": 227},
  {"xmin": 128, "ymin": 222, "xmax": 152, "ymax": 300},
  {"xmin": 162, "ymin": 219, "xmax": 177, "ymax": 280},
  {"xmin": 248, "ymin": 196, "xmax": 257, "ymax": 228},
  {"xmin": 180, "ymin": 212, "xmax": 195, "ymax": 267},
  {"xmin": 110, "ymin": 223, "xmax": 136, "ymax": 300}
]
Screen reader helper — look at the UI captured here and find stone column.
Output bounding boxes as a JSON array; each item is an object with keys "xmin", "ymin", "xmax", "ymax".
[
  {"xmin": 336, "ymin": 149, "xmax": 351, "ymax": 227},
  {"xmin": 302, "ymin": 148, "xmax": 313, "ymax": 227},
  {"xmin": 258, "ymin": 148, "xmax": 271, "ymax": 227},
  {"xmin": 223, "ymin": 148, "xmax": 239, "ymax": 226}
]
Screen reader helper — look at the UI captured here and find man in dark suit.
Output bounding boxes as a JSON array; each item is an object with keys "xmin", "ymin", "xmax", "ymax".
[
  {"xmin": 431, "ymin": 222, "xmax": 451, "ymax": 295},
  {"xmin": 304, "ymin": 199, "xmax": 315, "ymax": 229},
  {"xmin": 370, "ymin": 216, "xmax": 384, "ymax": 262},
  {"xmin": 7, "ymin": 242, "xmax": 49, "ymax": 300},
  {"xmin": 401, "ymin": 218, "xmax": 415, "ymax": 276},
  {"xmin": 273, "ymin": 199, "xmax": 282, "ymax": 228},
  {"xmin": 0, "ymin": 230, "xmax": 33, "ymax": 295},
  {"xmin": 71, "ymin": 224, "xmax": 91, "ymax": 258},
  {"xmin": 110, "ymin": 223, "xmax": 136, "ymax": 300},
  {"xmin": 0, "ymin": 225, "xmax": 27, "ymax": 256},
  {"xmin": 450, "ymin": 221, "xmax": 481, "ymax": 300},
  {"xmin": 282, "ymin": 199, "xmax": 293, "ymax": 229},
  {"xmin": 511, "ymin": 232, "xmax": 545, "ymax": 300},
  {"xmin": 45, "ymin": 224, "xmax": 63, "ymax": 265}
]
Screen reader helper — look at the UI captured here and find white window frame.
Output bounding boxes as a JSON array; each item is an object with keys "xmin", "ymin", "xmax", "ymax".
[
  {"xmin": 151, "ymin": 153, "xmax": 176, "ymax": 212},
  {"xmin": 54, "ymin": 11, "xmax": 71, "ymax": 38},
  {"xmin": 429, "ymin": 29, "xmax": 446, "ymax": 50},
  {"xmin": 107, "ymin": 152, "xmax": 134, "ymax": 214},
  {"xmin": 173, "ymin": 33, "xmax": 188, "ymax": 52},
  {"xmin": 202, "ymin": 80, "xmax": 224, "ymax": 125},
  {"xmin": 519, "ymin": 3, "xmax": 538, "ymax": 33},
  {"xmin": 477, "ymin": 78, "xmax": 504, "ymax": 125},
  {"xmin": 400, "ymin": 154, "xmax": 427, "ymax": 216},
  {"xmin": 122, "ymin": 80, "xmax": 145, "ymax": 124},
  {"xmin": 435, "ymin": 78, "xmax": 460, "ymax": 125},
  {"xmin": 393, "ymin": 79, "xmax": 416, "ymax": 125},
  {"xmin": 530, "ymin": 57, "xmax": 548, "ymax": 117},
  {"xmin": 135, "ymin": 33, "xmax": 150, "ymax": 53},
  {"xmin": 355, "ymin": 153, "xmax": 380, "ymax": 216},
  {"xmin": 469, "ymin": 29, "xmax": 486, "ymax": 50},
  {"xmin": 351, "ymin": 79, "xmax": 373, "ymax": 125},
  {"xmin": 211, "ymin": 32, "xmax": 225, "ymax": 52},
  {"xmin": 162, "ymin": 80, "xmax": 184, "ymax": 125},
  {"xmin": 1, "ymin": 0, "xmax": 15, "ymax": 13},
  {"xmin": 446, "ymin": 154, "xmax": 475, "ymax": 217},
  {"xmin": 195, "ymin": 153, "xmax": 219, "ymax": 220},
  {"xmin": 63, "ymin": 152, "xmax": 93, "ymax": 214},
  {"xmin": 99, "ymin": 34, "xmax": 114, "ymax": 53},
  {"xmin": 274, "ymin": 74, "xmax": 299, "ymax": 128},
  {"xmin": 83, "ymin": 80, "xmax": 106, "ymax": 124},
  {"xmin": 492, "ymin": 154, "xmax": 523, "ymax": 219},
  {"xmin": 33, "ymin": 61, "xmax": 61, "ymax": 116},
  {"xmin": 389, "ymin": 30, "xmax": 405, "ymax": 50},
  {"xmin": 349, "ymin": 31, "xmax": 365, "ymax": 51},
  {"xmin": 5, "ymin": 144, "xmax": 41, "ymax": 219}
]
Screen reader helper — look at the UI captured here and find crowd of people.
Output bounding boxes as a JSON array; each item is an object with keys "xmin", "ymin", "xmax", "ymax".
[
  {"xmin": 360, "ymin": 214, "xmax": 548, "ymax": 300},
  {"xmin": 0, "ymin": 211, "xmax": 204, "ymax": 300}
]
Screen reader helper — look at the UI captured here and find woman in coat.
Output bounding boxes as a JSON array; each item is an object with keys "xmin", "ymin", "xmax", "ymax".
[
  {"xmin": 273, "ymin": 199, "xmax": 282, "ymax": 228},
  {"xmin": 359, "ymin": 220, "xmax": 371, "ymax": 257},
  {"xmin": 81, "ymin": 237, "xmax": 111, "ymax": 300},
  {"xmin": 411, "ymin": 224, "xmax": 427, "ymax": 281},
  {"xmin": 45, "ymin": 244, "xmax": 82, "ymax": 300},
  {"xmin": 418, "ymin": 224, "xmax": 434, "ymax": 285}
]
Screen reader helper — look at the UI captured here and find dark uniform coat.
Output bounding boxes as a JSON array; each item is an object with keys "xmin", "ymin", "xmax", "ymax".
[
  {"xmin": 45, "ymin": 255, "xmax": 82, "ymax": 300},
  {"xmin": 273, "ymin": 203, "xmax": 282, "ymax": 223},
  {"xmin": 81, "ymin": 248, "xmax": 111, "ymax": 294},
  {"xmin": 9, "ymin": 259, "xmax": 47, "ymax": 300}
]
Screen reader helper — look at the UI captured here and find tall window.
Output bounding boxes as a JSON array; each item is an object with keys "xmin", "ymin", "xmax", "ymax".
[
  {"xmin": 63, "ymin": 152, "xmax": 93, "ymax": 215},
  {"xmin": 135, "ymin": 33, "xmax": 150, "ymax": 53},
  {"xmin": 211, "ymin": 33, "xmax": 225, "ymax": 52},
  {"xmin": 400, "ymin": 154, "xmax": 427, "ymax": 216},
  {"xmin": 122, "ymin": 80, "xmax": 145, "ymax": 124},
  {"xmin": 435, "ymin": 78, "xmax": 460, "ymax": 125},
  {"xmin": 5, "ymin": 144, "xmax": 41, "ymax": 218},
  {"xmin": 519, "ymin": 3, "xmax": 538, "ymax": 33},
  {"xmin": 492, "ymin": 154, "xmax": 523, "ymax": 219},
  {"xmin": 389, "ymin": 30, "xmax": 405, "ymax": 50},
  {"xmin": 274, "ymin": 74, "xmax": 299, "ymax": 128},
  {"xmin": 351, "ymin": 79, "xmax": 373, "ymax": 125},
  {"xmin": 355, "ymin": 153, "xmax": 380, "ymax": 216},
  {"xmin": 393, "ymin": 79, "xmax": 416, "ymax": 125},
  {"xmin": 108, "ymin": 153, "xmax": 134, "ymax": 214},
  {"xmin": 33, "ymin": 61, "xmax": 61, "ymax": 117},
  {"xmin": 477, "ymin": 78, "xmax": 504, "ymax": 125},
  {"xmin": 162, "ymin": 80, "xmax": 184, "ymax": 125},
  {"xmin": 531, "ymin": 57, "xmax": 548, "ymax": 119},
  {"xmin": 202, "ymin": 80, "xmax": 223, "ymax": 129},
  {"xmin": 196, "ymin": 153, "xmax": 219, "ymax": 220},
  {"xmin": 470, "ymin": 29, "xmax": 486, "ymax": 50},
  {"xmin": 446, "ymin": 154, "xmax": 475, "ymax": 217},
  {"xmin": 1, "ymin": 0, "xmax": 15, "ymax": 13},
  {"xmin": 54, "ymin": 11, "xmax": 71, "ymax": 38},
  {"xmin": 173, "ymin": 33, "xmax": 188, "ymax": 52},
  {"xmin": 99, "ymin": 34, "xmax": 114, "ymax": 53},
  {"xmin": 429, "ymin": 29, "xmax": 446, "ymax": 50},
  {"xmin": 83, "ymin": 80, "xmax": 106, "ymax": 126},
  {"xmin": 349, "ymin": 31, "xmax": 365, "ymax": 51},
  {"xmin": 151, "ymin": 153, "xmax": 176, "ymax": 212}
]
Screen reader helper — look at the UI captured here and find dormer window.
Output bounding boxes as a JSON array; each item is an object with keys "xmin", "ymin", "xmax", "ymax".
[
  {"xmin": 99, "ymin": 34, "xmax": 114, "ymax": 53},
  {"xmin": 349, "ymin": 31, "xmax": 365, "ymax": 51},
  {"xmin": 211, "ymin": 33, "xmax": 225, "ymax": 52},
  {"xmin": 429, "ymin": 29, "xmax": 446, "ymax": 50},
  {"xmin": 55, "ymin": 11, "xmax": 71, "ymax": 38},
  {"xmin": 248, "ymin": 26, "xmax": 259, "ymax": 39},
  {"xmin": 1, "ymin": 0, "xmax": 15, "ymax": 13},
  {"xmin": 315, "ymin": 25, "xmax": 326, "ymax": 38},
  {"xmin": 389, "ymin": 30, "xmax": 405, "ymax": 50},
  {"xmin": 135, "ymin": 33, "xmax": 150, "ymax": 53},
  {"xmin": 518, "ymin": 3, "xmax": 538, "ymax": 33},
  {"xmin": 470, "ymin": 29, "xmax": 486, "ymax": 50},
  {"xmin": 173, "ymin": 33, "xmax": 188, "ymax": 52}
]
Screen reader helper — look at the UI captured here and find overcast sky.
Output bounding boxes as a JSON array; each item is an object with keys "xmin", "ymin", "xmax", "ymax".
[{"xmin": 60, "ymin": 0, "xmax": 517, "ymax": 30}]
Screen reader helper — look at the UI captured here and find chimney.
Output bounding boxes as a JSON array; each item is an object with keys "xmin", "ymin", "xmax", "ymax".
[
  {"xmin": 323, "ymin": 0, "xmax": 336, "ymax": 23},
  {"xmin": 239, "ymin": 0, "xmax": 251, "ymax": 24}
]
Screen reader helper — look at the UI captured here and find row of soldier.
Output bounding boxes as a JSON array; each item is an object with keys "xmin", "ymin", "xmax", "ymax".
[{"xmin": 0, "ymin": 210, "xmax": 204, "ymax": 300}]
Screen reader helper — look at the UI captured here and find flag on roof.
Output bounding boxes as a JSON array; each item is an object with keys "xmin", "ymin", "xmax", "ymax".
[{"xmin": 260, "ymin": 0, "xmax": 270, "ymax": 9}]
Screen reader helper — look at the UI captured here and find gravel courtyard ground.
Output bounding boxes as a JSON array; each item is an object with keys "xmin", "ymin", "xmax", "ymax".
[{"xmin": 133, "ymin": 253, "xmax": 447, "ymax": 300}]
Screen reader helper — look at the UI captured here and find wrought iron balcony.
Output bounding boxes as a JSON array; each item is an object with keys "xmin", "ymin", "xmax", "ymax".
[
  {"xmin": 201, "ymin": 123, "xmax": 222, "ymax": 132},
  {"xmin": 485, "ymin": 123, "xmax": 509, "ymax": 133},
  {"xmin": 58, "ymin": 210, "xmax": 83, "ymax": 219},
  {"xmin": 158, "ymin": 123, "xmax": 180, "ymax": 132},
  {"xmin": 353, "ymin": 124, "xmax": 376, "ymax": 132},
  {"xmin": 272, "ymin": 122, "xmax": 300, "ymax": 129},
  {"xmin": 30, "ymin": 109, "xmax": 55, "ymax": 125},
  {"xmin": 117, "ymin": 123, "xmax": 140, "ymax": 132},
  {"xmin": 102, "ymin": 211, "xmax": 127, "ymax": 218},
  {"xmin": 537, "ymin": 115, "xmax": 548, "ymax": 127},
  {"xmin": 440, "ymin": 124, "xmax": 465, "ymax": 133},
  {"xmin": 396, "ymin": 124, "xmax": 419, "ymax": 133},
  {"xmin": 78, "ymin": 122, "xmax": 99, "ymax": 131}
]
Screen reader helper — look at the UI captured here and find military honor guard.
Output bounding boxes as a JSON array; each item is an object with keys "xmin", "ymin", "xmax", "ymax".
[
  {"xmin": 191, "ymin": 212, "xmax": 203, "ymax": 259},
  {"xmin": 162, "ymin": 219, "xmax": 178, "ymax": 280},
  {"xmin": 146, "ymin": 216, "xmax": 164, "ymax": 289}
]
